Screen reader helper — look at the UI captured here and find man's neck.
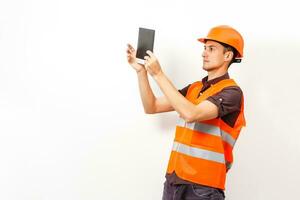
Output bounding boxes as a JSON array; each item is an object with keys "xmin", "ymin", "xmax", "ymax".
[{"xmin": 207, "ymin": 67, "xmax": 228, "ymax": 81}]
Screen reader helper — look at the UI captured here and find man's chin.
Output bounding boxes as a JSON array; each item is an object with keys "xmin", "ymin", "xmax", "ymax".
[{"xmin": 202, "ymin": 65, "xmax": 209, "ymax": 71}]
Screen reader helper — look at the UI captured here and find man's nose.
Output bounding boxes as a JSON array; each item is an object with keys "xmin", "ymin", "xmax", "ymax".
[{"xmin": 202, "ymin": 50, "xmax": 207, "ymax": 58}]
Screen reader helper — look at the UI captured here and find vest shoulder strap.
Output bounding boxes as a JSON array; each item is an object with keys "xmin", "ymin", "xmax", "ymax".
[{"xmin": 187, "ymin": 79, "xmax": 238, "ymax": 104}]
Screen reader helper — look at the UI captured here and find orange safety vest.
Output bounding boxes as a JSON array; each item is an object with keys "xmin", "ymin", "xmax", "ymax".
[{"xmin": 167, "ymin": 79, "xmax": 246, "ymax": 190}]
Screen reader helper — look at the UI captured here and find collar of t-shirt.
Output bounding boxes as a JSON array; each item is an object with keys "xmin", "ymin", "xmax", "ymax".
[{"xmin": 200, "ymin": 73, "xmax": 230, "ymax": 94}]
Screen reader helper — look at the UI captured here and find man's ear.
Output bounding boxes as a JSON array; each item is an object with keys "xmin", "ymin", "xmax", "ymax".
[{"xmin": 224, "ymin": 52, "xmax": 233, "ymax": 61}]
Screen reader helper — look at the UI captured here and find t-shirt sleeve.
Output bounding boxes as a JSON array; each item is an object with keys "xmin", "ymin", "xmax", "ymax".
[
  {"xmin": 207, "ymin": 86, "xmax": 242, "ymax": 118},
  {"xmin": 178, "ymin": 84, "xmax": 191, "ymax": 97}
]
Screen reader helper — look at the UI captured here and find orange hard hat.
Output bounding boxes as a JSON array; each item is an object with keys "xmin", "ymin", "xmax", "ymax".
[{"xmin": 198, "ymin": 25, "xmax": 244, "ymax": 60}]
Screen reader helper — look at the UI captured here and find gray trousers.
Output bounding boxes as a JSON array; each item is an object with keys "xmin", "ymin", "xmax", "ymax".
[{"xmin": 162, "ymin": 179, "xmax": 225, "ymax": 200}]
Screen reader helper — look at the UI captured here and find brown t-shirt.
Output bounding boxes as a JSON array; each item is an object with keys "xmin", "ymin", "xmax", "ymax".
[{"xmin": 166, "ymin": 72, "xmax": 243, "ymax": 185}]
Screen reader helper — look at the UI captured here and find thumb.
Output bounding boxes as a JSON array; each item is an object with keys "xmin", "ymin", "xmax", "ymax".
[{"xmin": 146, "ymin": 50, "xmax": 155, "ymax": 58}]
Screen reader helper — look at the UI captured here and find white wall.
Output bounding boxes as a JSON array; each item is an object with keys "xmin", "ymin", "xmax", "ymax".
[{"xmin": 0, "ymin": 0, "xmax": 299, "ymax": 199}]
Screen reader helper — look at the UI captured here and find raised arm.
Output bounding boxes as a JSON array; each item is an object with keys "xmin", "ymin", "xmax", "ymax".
[
  {"xmin": 127, "ymin": 44, "xmax": 174, "ymax": 114},
  {"xmin": 144, "ymin": 50, "xmax": 219, "ymax": 122}
]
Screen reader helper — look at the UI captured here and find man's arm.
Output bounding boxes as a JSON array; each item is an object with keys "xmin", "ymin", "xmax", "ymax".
[
  {"xmin": 136, "ymin": 69, "xmax": 174, "ymax": 113},
  {"xmin": 154, "ymin": 72, "xmax": 218, "ymax": 122},
  {"xmin": 144, "ymin": 51, "xmax": 218, "ymax": 122},
  {"xmin": 127, "ymin": 44, "xmax": 174, "ymax": 114}
]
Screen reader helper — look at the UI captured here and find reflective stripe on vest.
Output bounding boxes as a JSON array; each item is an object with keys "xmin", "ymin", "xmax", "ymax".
[
  {"xmin": 172, "ymin": 141, "xmax": 225, "ymax": 164},
  {"xmin": 177, "ymin": 118, "xmax": 237, "ymax": 148}
]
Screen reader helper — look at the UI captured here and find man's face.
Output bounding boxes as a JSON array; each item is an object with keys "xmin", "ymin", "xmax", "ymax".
[{"xmin": 202, "ymin": 40, "xmax": 226, "ymax": 71}]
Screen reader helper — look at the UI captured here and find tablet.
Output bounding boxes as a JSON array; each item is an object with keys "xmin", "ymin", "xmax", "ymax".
[{"xmin": 136, "ymin": 27, "xmax": 155, "ymax": 60}]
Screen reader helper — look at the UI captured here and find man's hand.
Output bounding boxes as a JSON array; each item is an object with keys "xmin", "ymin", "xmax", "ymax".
[
  {"xmin": 126, "ymin": 44, "xmax": 145, "ymax": 73},
  {"xmin": 144, "ymin": 50, "xmax": 162, "ymax": 77}
]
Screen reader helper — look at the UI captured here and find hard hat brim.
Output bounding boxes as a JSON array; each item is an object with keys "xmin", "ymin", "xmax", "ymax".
[
  {"xmin": 198, "ymin": 38, "xmax": 206, "ymax": 43},
  {"xmin": 197, "ymin": 37, "xmax": 243, "ymax": 61}
]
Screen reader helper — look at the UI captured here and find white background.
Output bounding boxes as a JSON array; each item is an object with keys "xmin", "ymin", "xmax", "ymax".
[{"xmin": 1, "ymin": 0, "xmax": 300, "ymax": 199}]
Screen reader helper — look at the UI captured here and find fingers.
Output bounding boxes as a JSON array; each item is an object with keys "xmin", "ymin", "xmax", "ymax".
[
  {"xmin": 144, "ymin": 50, "xmax": 157, "ymax": 65},
  {"xmin": 126, "ymin": 44, "xmax": 136, "ymax": 60},
  {"xmin": 127, "ymin": 50, "xmax": 132, "ymax": 59},
  {"xmin": 127, "ymin": 44, "xmax": 135, "ymax": 52},
  {"xmin": 146, "ymin": 50, "xmax": 154, "ymax": 57},
  {"xmin": 144, "ymin": 50, "xmax": 157, "ymax": 64}
]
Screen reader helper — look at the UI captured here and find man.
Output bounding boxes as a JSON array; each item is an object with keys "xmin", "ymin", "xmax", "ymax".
[{"xmin": 126, "ymin": 25, "xmax": 246, "ymax": 200}]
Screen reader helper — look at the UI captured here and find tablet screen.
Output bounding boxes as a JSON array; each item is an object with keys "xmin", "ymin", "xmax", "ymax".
[{"xmin": 136, "ymin": 28, "xmax": 155, "ymax": 60}]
